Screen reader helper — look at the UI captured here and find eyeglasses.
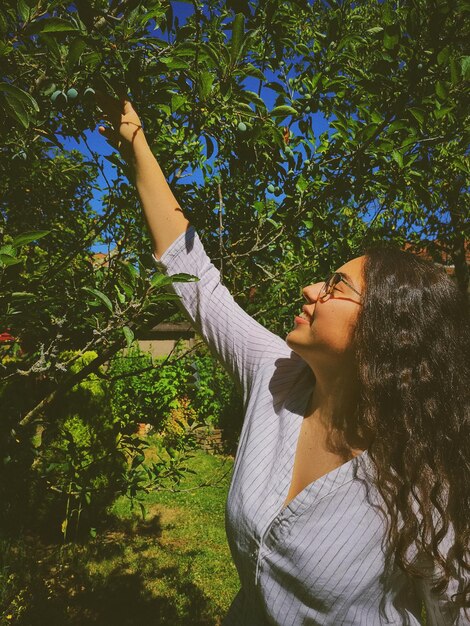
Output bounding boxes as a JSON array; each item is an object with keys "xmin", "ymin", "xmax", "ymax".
[{"xmin": 319, "ymin": 272, "xmax": 363, "ymax": 304}]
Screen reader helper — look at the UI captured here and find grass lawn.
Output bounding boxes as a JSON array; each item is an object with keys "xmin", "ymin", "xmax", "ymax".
[{"xmin": 0, "ymin": 438, "xmax": 239, "ymax": 625}]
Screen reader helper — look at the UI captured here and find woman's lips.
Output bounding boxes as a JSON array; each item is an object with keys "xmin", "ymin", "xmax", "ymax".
[{"xmin": 294, "ymin": 316, "xmax": 310, "ymax": 325}]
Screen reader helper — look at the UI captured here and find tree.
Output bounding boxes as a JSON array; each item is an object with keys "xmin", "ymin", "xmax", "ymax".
[{"xmin": 1, "ymin": 0, "xmax": 468, "ymax": 536}]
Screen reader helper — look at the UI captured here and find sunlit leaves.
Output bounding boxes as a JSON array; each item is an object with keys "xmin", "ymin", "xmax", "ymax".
[
  {"xmin": 0, "ymin": 82, "xmax": 40, "ymax": 128},
  {"xmin": 24, "ymin": 17, "xmax": 81, "ymax": 35}
]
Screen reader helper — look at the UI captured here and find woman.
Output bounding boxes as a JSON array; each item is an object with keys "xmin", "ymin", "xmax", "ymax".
[{"xmin": 96, "ymin": 92, "xmax": 469, "ymax": 625}]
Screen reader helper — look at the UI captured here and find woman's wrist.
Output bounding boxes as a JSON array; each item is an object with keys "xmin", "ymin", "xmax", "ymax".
[
  {"xmin": 127, "ymin": 133, "xmax": 157, "ymax": 176},
  {"xmin": 130, "ymin": 130, "xmax": 150, "ymax": 161}
]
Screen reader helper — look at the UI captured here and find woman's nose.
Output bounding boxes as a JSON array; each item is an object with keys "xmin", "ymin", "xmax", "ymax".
[{"xmin": 302, "ymin": 282, "xmax": 324, "ymax": 303}]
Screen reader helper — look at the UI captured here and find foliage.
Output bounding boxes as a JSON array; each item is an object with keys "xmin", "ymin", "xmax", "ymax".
[
  {"xmin": 32, "ymin": 350, "xmax": 127, "ymax": 542},
  {"xmin": 108, "ymin": 340, "xmax": 243, "ymax": 449},
  {"xmin": 0, "ymin": 449, "xmax": 239, "ymax": 625},
  {"xmin": 1, "ymin": 0, "xmax": 468, "ymax": 542}
]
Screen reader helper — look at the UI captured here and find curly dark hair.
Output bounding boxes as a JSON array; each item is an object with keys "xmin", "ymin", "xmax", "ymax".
[{"xmin": 349, "ymin": 242, "xmax": 469, "ymax": 617}]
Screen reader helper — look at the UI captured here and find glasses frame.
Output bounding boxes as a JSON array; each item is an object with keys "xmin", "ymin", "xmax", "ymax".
[{"xmin": 319, "ymin": 272, "xmax": 363, "ymax": 303}]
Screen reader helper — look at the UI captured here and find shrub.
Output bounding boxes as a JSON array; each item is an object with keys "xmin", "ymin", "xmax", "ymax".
[{"xmin": 32, "ymin": 350, "xmax": 128, "ymax": 542}]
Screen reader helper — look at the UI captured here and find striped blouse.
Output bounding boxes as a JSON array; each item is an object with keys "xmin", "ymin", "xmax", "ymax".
[{"xmin": 152, "ymin": 225, "xmax": 468, "ymax": 626}]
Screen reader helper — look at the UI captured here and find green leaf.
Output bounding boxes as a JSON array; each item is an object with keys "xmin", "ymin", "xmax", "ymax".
[
  {"xmin": 123, "ymin": 261, "xmax": 138, "ymax": 283},
  {"xmin": 150, "ymin": 273, "xmax": 168, "ymax": 288},
  {"xmin": 388, "ymin": 120, "xmax": 408, "ymax": 133},
  {"xmin": 170, "ymin": 94, "xmax": 186, "ymax": 113},
  {"xmin": 151, "ymin": 271, "xmax": 199, "ymax": 289},
  {"xmin": 366, "ymin": 26, "xmax": 384, "ymax": 34},
  {"xmin": 295, "ymin": 175, "xmax": 308, "ymax": 192},
  {"xmin": 378, "ymin": 140, "xmax": 394, "ymax": 152},
  {"xmin": 164, "ymin": 272, "xmax": 200, "ymax": 284},
  {"xmin": 409, "ymin": 107, "xmax": 425, "ymax": 125},
  {"xmin": 271, "ymin": 105, "xmax": 297, "ymax": 119},
  {"xmin": 67, "ymin": 37, "xmax": 87, "ymax": 69},
  {"xmin": 82, "ymin": 52, "xmax": 102, "ymax": 70},
  {"xmin": 11, "ymin": 230, "xmax": 50, "ymax": 247},
  {"xmin": 204, "ymin": 134, "xmax": 215, "ymax": 159},
  {"xmin": 123, "ymin": 326, "xmax": 134, "ymax": 348},
  {"xmin": 243, "ymin": 63, "xmax": 266, "ymax": 80},
  {"xmin": 437, "ymin": 46, "xmax": 450, "ymax": 66},
  {"xmin": 449, "ymin": 58, "xmax": 459, "ymax": 85},
  {"xmin": 114, "ymin": 284, "xmax": 126, "ymax": 304},
  {"xmin": 383, "ymin": 24, "xmax": 400, "ymax": 49},
  {"xmin": 460, "ymin": 56, "xmax": 470, "ymax": 80},
  {"xmin": 160, "ymin": 57, "xmax": 190, "ymax": 70},
  {"xmin": 391, "ymin": 150, "xmax": 403, "ymax": 168},
  {"xmin": 230, "ymin": 13, "xmax": 245, "ymax": 65},
  {"xmin": 452, "ymin": 158, "xmax": 469, "ymax": 175},
  {"xmin": 82, "ymin": 287, "xmax": 113, "ymax": 313},
  {"xmin": 18, "ymin": 0, "xmax": 34, "ymax": 22},
  {"xmin": 0, "ymin": 254, "xmax": 21, "ymax": 267},
  {"xmin": 434, "ymin": 105, "xmax": 454, "ymax": 120},
  {"xmin": 198, "ymin": 71, "xmax": 215, "ymax": 100},
  {"xmin": 3, "ymin": 96, "xmax": 29, "ymax": 128},
  {"xmin": 265, "ymin": 81, "xmax": 286, "ymax": 94},
  {"xmin": 435, "ymin": 80, "xmax": 448, "ymax": 100},
  {"xmin": 0, "ymin": 41, "xmax": 13, "ymax": 57},
  {"xmin": 1, "ymin": 244, "xmax": 14, "ymax": 255},
  {"xmin": 362, "ymin": 122, "xmax": 380, "ymax": 141},
  {"xmin": 0, "ymin": 82, "xmax": 39, "ymax": 112},
  {"xmin": 25, "ymin": 17, "xmax": 81, "ymax": 34}
]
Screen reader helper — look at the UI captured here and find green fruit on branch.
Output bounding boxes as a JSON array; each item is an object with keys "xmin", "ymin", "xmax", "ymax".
[
  {"xmin": 267, "ymin": 184, "xmax": 275, "ymax": 193},
  {"xmin": 67, "ymin": 88, "xmax": 78, "ymax": 99},
  {"xmin": 237, "ymin": 122, "xmax": 247, "ymax": 132},
  {"xmin": 50, "ymin": 90, "xmax": 67, "ymax": 104}
]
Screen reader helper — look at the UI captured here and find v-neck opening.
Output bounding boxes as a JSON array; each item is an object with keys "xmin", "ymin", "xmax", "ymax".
[
  {"xmin": 280, "ymin": 365, "xmax": 368, "ymax": 515},
  {"xmin": 280, "ymin": 450, "xmax": 368, "ymax": 515}
]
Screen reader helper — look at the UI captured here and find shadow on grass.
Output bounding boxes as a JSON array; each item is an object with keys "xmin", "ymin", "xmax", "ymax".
[
  {"xmin": 66, "ymin": 565, "xmax": 217, "ymax": 626},
  {"xmin": 3, "ymin": 510, "xmax": 223, "ymax": 626}
]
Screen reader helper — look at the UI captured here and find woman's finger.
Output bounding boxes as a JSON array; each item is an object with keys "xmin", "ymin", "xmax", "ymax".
[{"xmin": 98, "ymin": 125, "xmax": 117, "ymax": 144}]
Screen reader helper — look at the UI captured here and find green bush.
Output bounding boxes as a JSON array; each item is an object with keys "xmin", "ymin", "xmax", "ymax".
[
  {"xmin": 107, "ymin": 343, "xmax": 190, "ymax": 431},
  {"xmin": 32, "ymin": 350, "xmax": 128, "ymax": 542},
  {"xmin": 108, "ymin": 340, "xmax": 243, "ymax": 437},
  {"xmin": 1, "ymin": 340, "xmax": 243, "ymax": 543}
]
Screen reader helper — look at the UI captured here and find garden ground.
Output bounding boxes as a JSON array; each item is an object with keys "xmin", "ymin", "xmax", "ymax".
[{"xmin": 1, "ymin": 440, "xmax": 239, "ymax": 625}]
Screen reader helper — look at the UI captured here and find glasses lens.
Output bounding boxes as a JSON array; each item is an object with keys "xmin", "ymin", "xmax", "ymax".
[{"xmin": 321, "ymin": 273, "xmax": 340, "ymax": 299}]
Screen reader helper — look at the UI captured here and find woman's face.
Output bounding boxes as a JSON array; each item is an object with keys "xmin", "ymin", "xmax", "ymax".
[{"xmin": 286, "ymin": 255, "xmax": 365, "ymax": 364}]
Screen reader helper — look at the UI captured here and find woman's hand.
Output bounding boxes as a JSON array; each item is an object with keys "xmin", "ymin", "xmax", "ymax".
[{"xmin": 95, "ymin": 89, "xmax": 145, "ymax": 162}]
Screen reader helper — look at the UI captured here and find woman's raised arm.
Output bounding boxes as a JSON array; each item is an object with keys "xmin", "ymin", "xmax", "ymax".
[
  {"xmin": 95, "ymin": 90, "xmax": 190, "ymax": 260},
  {"xmin": 95, "ymin": 91, "xmax": 287, "ymax": 402}
]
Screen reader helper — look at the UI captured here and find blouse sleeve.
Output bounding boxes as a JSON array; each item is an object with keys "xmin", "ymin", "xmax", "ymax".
[{"xmin": 151, "ymin": 225, "xmax": 286, "ymax": 404}]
